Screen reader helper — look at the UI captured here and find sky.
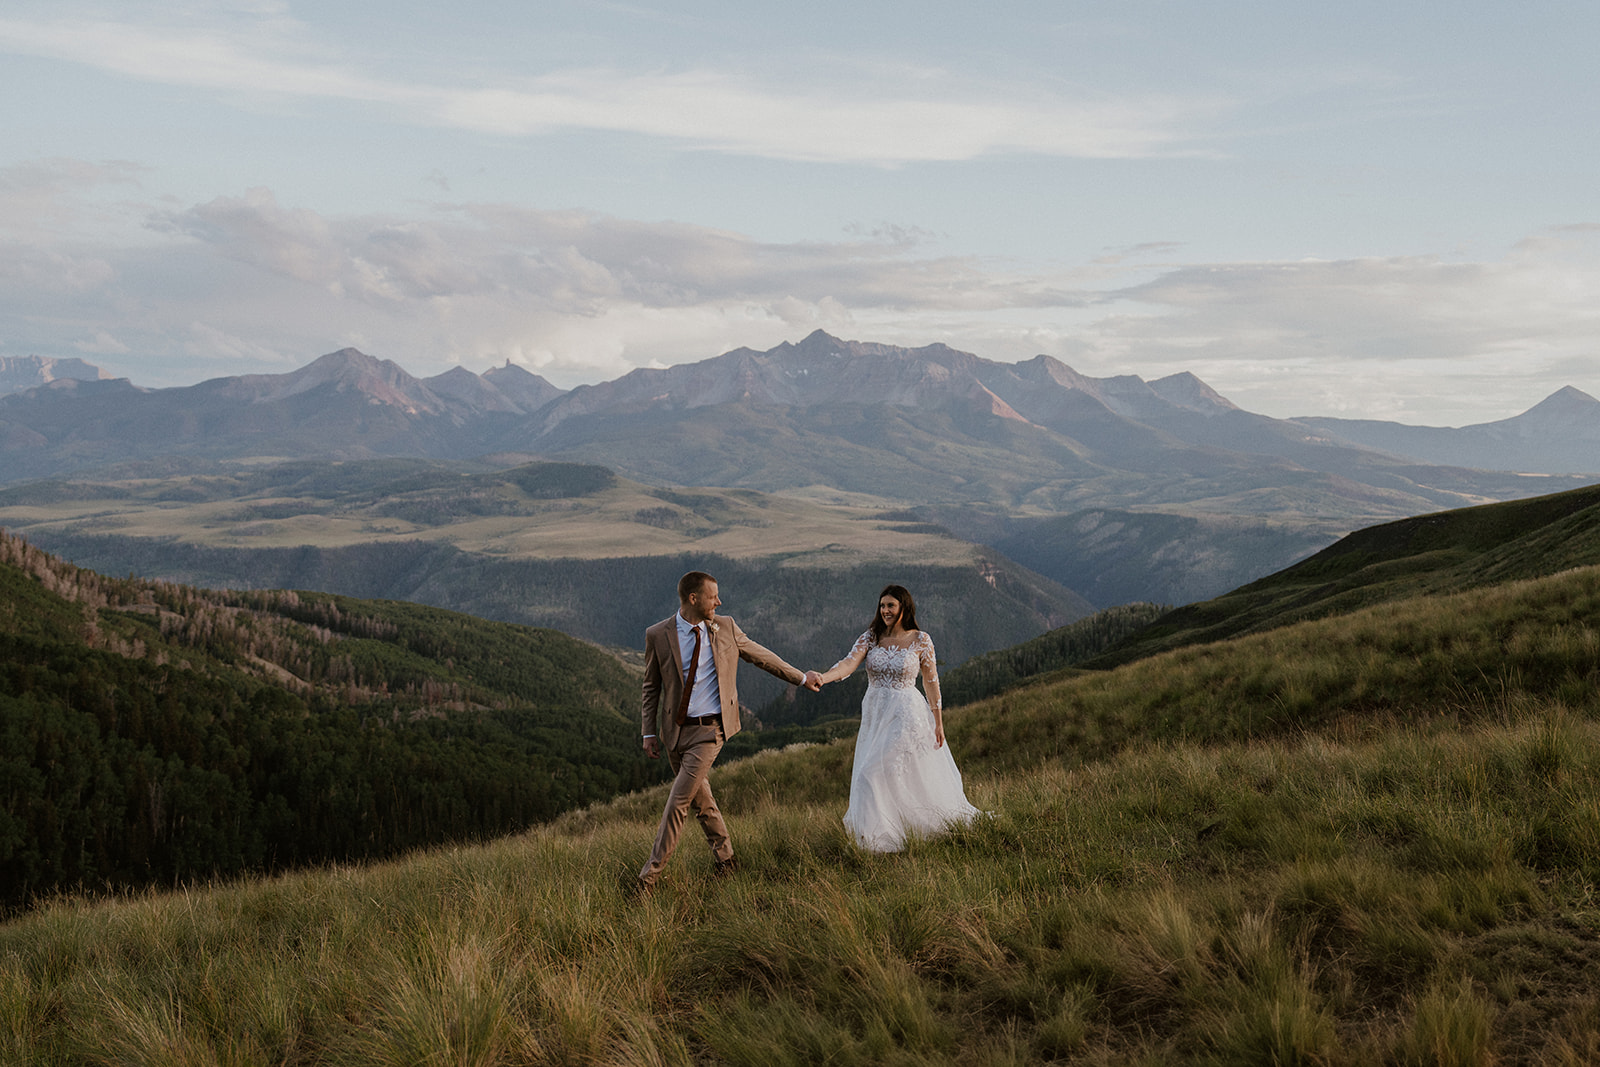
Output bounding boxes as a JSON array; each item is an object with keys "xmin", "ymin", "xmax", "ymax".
[{"xmin": 2, "ymin": 1, "xmax": 1597, "ymax": 426}]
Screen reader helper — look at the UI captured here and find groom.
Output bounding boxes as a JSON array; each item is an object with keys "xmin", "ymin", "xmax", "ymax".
[{"xmin": 637, "ymin": 570, "xmax": 822, "ymax": 892}]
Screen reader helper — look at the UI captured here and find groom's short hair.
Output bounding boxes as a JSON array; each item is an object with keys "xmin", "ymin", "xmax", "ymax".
[{"xmin": 678, "ymin": 570, "xmax": 716, "ymax": 603}]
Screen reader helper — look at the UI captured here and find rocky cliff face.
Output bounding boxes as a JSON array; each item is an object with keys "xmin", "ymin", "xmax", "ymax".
[{"xmin": 0, "ymin": 355, "xmax": 112, "ymax": 397}]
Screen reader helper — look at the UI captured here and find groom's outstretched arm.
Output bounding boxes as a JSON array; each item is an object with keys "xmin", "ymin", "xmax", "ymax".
[{"xmin": 730, "ymin": 618, "xmax": 805, "ymax": 686}]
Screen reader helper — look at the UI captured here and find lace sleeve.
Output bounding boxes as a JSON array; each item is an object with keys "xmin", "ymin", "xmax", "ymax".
[
  {"xmin": 824, "ymin": 631, "xmax": 873, "ymax": 682},
  {"xmin": 916, "ymin": 631, "xmax": 942, "ymax": 712}
]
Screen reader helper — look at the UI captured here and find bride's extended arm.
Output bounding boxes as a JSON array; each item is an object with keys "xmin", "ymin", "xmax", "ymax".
[
  {"xmin": 917, "ymin": 631, "xmax": 946, "ymax": 747},
  {"xmin": 817, "ymin": 632, "xmax": 872, "ymax": 685}
]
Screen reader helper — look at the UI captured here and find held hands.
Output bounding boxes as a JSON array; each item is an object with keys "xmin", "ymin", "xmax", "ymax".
[{"xmin": 803, "ymin": 670, "xmax": 824, "ymax": 692}]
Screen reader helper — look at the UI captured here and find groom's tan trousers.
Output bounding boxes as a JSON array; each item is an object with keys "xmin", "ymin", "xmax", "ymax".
[{"xmin": 639, "ymin": 720, "xmax": 729, "ymax": 886}]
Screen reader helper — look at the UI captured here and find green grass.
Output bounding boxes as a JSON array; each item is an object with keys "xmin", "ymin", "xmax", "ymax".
[
  {"xmin": 9, "ymin": 565, "xmax": 1600, "ymax": 1062},
  {"xmin": 942, "ymin": 602, "xmax": 1168, "ymax": 707},
  {"xmin": 1092, "ymin": 481, "xmax": 1600, "ymax": 667}
]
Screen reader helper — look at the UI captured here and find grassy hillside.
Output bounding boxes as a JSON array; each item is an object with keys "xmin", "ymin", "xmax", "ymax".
[
  {"xmin": 0, "ymin": 530, "xmax": 666, "ymax": 911},
  {"xmin": 7, "ymin": 553, "xmax": 1600, "ymax": 1061},
  {"xmin": 939, "ymin": 601, "xmax": 1168, "ymax": 707},
  {"xmin": 1087, "ymin": 480, "xmax": 1600, "ymax": 668}
]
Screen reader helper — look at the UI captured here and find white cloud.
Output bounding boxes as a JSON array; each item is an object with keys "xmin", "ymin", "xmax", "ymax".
[
  {"xmin": 184, "ymin": 321, "xmax": 289, "ymax": 364},
  {"xmin": 73, "ymin": 330, "xmax": 129, "ymax": 355},
  {"xmin": 0, "ymin": 15, "xmax": 377, "ymax": 101},
  {"xmin": 1069, "ymin": 232, "xmax": 1600, "ymax": 422},
  {"xmin": 4, "ymin": 167, "xmax": 1598, "ymax": 423},
  {"xmin": 425, "ymin": 71, "xmax": 1218, "ymax": 163},
  {"xmin": 0, "ymin": 158, "xmax": 144, "ymax": 239},
  {"xmin": 157, "ymin": 191, "xmax": 1077, "ymax": 315},
  {"xmin": 0, "ymin": 14, "xmax": 1221, "ymax": 164},
  {"xmin": 0, "ymin": 243, "xmax": 117, "ymax": 293}
]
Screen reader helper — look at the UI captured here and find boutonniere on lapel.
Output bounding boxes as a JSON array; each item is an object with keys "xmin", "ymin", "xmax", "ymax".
[{"xmin": 706, "ymin": 617, "xmax": 721, "ymax": 634}]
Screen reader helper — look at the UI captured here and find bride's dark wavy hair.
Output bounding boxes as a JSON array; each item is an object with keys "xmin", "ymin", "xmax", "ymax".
[{"xmin": 869, "ymin": 584, "xmax": 920, "ymax": 644}]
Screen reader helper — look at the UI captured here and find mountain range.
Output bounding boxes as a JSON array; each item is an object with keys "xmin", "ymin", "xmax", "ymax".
[
  {"xmin": 3, "ymin": 331, "xmax": 1594, "ymax": 523},
  {"xmin": 1301, "ymin": 385, "xmax": 1600, "ymax": 474}
]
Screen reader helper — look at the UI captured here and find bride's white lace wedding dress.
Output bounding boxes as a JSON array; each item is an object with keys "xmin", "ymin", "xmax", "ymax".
[{"xmin": 831, "ymin": 630, "xmax": 980, "ymax": 852}]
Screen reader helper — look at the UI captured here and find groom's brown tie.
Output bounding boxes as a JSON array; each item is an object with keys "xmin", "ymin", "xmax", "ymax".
[{"xmin": 675, "ymin": 623, "xmax": 702, "ymax": 726}]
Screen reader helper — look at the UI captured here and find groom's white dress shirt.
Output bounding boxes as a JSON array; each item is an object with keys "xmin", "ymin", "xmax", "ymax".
[{"xmin": 675, "ymin": 612, "xmax": 722, "ymax": 720}]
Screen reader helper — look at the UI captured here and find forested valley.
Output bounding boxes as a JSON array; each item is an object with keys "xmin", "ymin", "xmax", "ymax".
[{"xmin": 0, "ymin": 531, "xmax": 665, "ymax": 913}]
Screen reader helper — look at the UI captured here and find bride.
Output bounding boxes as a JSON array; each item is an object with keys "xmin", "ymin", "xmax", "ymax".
[{"xmin": 816, "ymin": 584, "xmax": 980, "ymax": 851}]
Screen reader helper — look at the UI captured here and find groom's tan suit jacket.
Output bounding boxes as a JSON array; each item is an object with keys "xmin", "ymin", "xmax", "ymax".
[{"xmin": 641, "ymin": 614, "xmax": 804, "ymax": 751}]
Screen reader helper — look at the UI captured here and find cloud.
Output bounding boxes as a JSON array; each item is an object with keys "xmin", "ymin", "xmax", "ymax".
[
  {"xmin": 0, "ymin": 15, "xmax": 382, "ymax": 102},
  {"xmin": 156, "ymin": 191, "xmax": 1085, "ymax": 316},
  {"xmin": 184, "ymin": 321, "xmax": 289, "ymax": 364},
  {"xmin": 0, "ymin": 158, "xmax": 144, "ymax": 238},
  {"xmin": 1107, "ymin": 245, "xmax": 1600, "ymax": 366},
  {"xmin": 425, "ymin": 70, "xmax": 1218, "ymax": 163},
  {"xmin": 4, "ymin": 168, "xmax": 1598, "ymax": 424},
  {"xmin": 73, "ymin": 330, "xmax": 129, "ymax": 355},
  {"xmin": 1071, "ymin": 233, "xmax": 1600, "ymax": 421},
  {"xmin": 0, "ymin": 14, "xmax": 1220, "ymax": 164}
]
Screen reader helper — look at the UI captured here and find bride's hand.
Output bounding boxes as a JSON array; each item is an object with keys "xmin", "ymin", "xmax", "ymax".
[{"xmin": 933, "ymin": 721, "xmax": 945, "ymax": 748}]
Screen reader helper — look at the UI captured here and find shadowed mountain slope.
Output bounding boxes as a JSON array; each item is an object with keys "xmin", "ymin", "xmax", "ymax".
[{"xmin": 1086, "ymin": 480, "xmax": 1600, "ymax": 667}]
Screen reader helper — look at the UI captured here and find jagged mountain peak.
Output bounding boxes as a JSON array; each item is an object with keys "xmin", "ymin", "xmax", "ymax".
[
  {"xmin": 793, "ymin": 328, "xmax": 848, "ymax": 353},
  {"xmin": 318, "ymin": 345, "xmax": 372, "ymax": 362},
  {"xmin": 1148, "ymin": 371, "xmax": 1239, "ymax": 415},
  {"xmin": 1514, "ymin": 385, "xmax": 1599, "ymax": 421},
  {"xmin": 185, "ymin": 346, "xmax": 450, "ymax": 417},
  {"xmin": 1472, "ymin": 385, "xmax": 1600, "ymax": 443},
  {"xmin": 483, "ymin": 360, "xmax": 548, "ymax": 383},
  {"xmin": 1014, "ymin": 354, "xmax": 1097, "ymax": 390},
  {"xmin": 421, "ymin": 366, "xmax": 527, "ymax": 414},
  {"xmin": 481, "ymin": 362, "xmax": 566, "ymax": 413},
  {"xmin": 297, "ymin": 347, "xmax": 404, "ymax": 379}
]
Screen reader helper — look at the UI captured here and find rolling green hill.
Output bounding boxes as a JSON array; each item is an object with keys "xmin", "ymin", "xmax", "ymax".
[
  {"xmin": 1086, "ymin": 480, "xmax": 1600, "ymax": 668},
  {"xmin": 939, "ymin": 601, "xmax": 1169, "ymax": 707}
]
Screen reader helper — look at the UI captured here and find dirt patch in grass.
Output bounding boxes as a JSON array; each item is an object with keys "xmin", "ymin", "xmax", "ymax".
[{"xmin": 1464, "ymin": 909, "xmax": 1600, "ymax": 1063}]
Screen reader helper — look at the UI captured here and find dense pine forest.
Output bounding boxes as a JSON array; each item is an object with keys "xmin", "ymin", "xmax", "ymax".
[
  {"xmin": 0, "ymin": 530, "xmax": 664, "ymax": 913},
  {"xmin": 938, "ymin": 600, "xmax": 1168, "ymax": 706}
]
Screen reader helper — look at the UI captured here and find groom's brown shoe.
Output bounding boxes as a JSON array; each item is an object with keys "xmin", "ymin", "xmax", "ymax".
[
  {"xmin": 624, "ymin": 867, "xmax": 655, "ymax": 900},
  {"xmin": 713, "ymin": 855, "xmax": 739, "ymax": 878}
]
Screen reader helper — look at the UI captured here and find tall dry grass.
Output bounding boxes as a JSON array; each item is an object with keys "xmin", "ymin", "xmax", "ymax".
[
  {"xmin": 7, "ymin": 566, "xmax": 1600, "ymax": 1062},
  {"xmin": 7, "ymin": 709, "xmax": 1600, "ymax": 1064}
]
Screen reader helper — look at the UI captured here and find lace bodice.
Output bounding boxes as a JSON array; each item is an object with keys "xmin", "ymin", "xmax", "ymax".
[{"xmin": 829, "ymin": 630, "xmax": 942, "ymax": 710}]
